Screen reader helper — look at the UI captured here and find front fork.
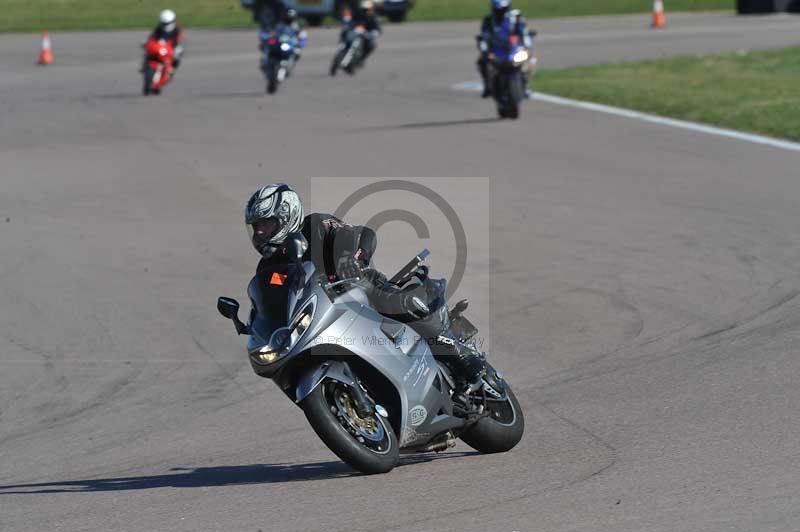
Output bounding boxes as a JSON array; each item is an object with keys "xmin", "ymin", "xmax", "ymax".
[{"xmin": 295, "ymin": 360, "xmax": 374, "ymax": 418}]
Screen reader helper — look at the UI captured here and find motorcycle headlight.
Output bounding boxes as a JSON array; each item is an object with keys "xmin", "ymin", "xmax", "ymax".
[
  {"xmin": 280, "ymin": 42, "xmax": 292, "ymax": 52},
  {"xmin": 255, "ymin": 345, "xmax": 279, "ymax": 364},
  {"xmin": 512, "ymin": 49, "xmax": 530, "ymax": 65},
  {"xmin": 295, "ymin": 311, "xmax": 313, "ymax": 336},
  {"xmin": 249, "ymin": 326, "xmax": 291, "ymax": 365},
  {"xmin": 248, "ymin": 299, "xmax": 316, "ymax": 366}
]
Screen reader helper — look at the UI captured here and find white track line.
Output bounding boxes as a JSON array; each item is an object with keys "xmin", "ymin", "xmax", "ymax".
[{"xmin": 452, "ymin": 80, "xmax": 800, "ymax": 153}]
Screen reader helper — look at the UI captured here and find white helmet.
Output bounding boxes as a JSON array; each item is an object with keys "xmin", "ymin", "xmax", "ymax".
[
  {"xmin": 159, "ymin": 9, "xmax": 177, "ymax": 33},
  {"xmin": 244, "ymin": 184, "xmax": 304, "ymax": 258}
]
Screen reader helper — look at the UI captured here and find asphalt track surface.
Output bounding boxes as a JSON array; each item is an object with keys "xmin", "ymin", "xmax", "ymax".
[{"xmin": 3, "ymin": 12, "xmax": 800, "ymax": 532}]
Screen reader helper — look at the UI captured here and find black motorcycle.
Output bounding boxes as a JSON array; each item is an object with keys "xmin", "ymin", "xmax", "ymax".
[{"xmin": 330, "ymin": 24, "xmax": 369, "ymax": 76}]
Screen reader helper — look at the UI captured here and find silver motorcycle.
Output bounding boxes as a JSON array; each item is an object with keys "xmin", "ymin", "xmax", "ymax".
[{"xmin": 217, "ymin": 233, "xmax": 524, "ymax": 474}]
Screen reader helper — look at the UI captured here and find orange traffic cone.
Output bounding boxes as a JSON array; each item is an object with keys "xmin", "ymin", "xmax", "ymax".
[
  {"xmin": 38, "ymin": 30, "xmax": 54, "ymax": 65},
  {"xmin": 651, "ymin": 0, "xmax": 666, "ymax": 29}
]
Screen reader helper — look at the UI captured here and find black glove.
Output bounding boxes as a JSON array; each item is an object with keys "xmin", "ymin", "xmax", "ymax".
[
  {"xmin": 360, "ymin": 268, "xmax": 387, "ymax": 287},
  {"xmin": 403, "ymin": 293, "xmax": 431, "ymax": 321},
  {"xmin": 335, "ymin": 254, "xmax": 363, "ymax": 281}
]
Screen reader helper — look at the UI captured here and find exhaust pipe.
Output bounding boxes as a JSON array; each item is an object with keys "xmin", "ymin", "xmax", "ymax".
[{"xmin": 420, "ymin": 434, "xmax": 456, "ymax": 453}]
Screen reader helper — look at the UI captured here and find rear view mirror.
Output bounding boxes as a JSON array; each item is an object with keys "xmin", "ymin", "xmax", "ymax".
[
  {"xmin": 451, "ymin": 299, "xmax": 469, "ymax": 316},
  {"xmin": 217, "ymin": 297, "xmax": 249, "ymax": 335},
  {"xmin": 217, "ymin": 297, "xmax": 240, "ymax": 319}
]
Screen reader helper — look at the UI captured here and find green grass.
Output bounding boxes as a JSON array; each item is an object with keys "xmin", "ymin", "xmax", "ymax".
[
  {"xmin": 0, "ymin": 0, "xmax": 251, "ymax": 33},
  {"xmin": 1, "ymin": 0, "xmax": 732, "ymax": 33},
  {"xmin": 534, "ymin": 47, "xmax": 800, "ymax": 141},
  {"xmin": 409, "ymin": 0, "xmax": 731, "ymax": 22}
]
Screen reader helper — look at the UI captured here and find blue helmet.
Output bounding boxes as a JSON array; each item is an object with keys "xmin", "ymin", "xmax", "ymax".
[{"xmin": 491, "ymin": 0, "xmax": 511, "ymax": 19}]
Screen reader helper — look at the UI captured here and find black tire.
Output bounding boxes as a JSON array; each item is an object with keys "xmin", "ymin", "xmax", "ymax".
[
  {"xmin": 305, "ymin": 15, "xmax": 324, "ymax": 27},
  {"xmin": 142, "ymin": 68, "xmax": 154, "ymax": 96},
  {"xmin": 343, "ymin": 39, "xmax": 362, "ymax": 75},
  {"xmin": 507, "ymin": 102, "xmax": 520, "ymax": 120},
  {"xmin": 494, "ymin": 77, "xmax": 508, "ymax": 118},
  {"xmin": 301, "ymin": 379, "xmax": 399, "ymax": 474},
  {"xmin": 459, "ymin": 385, "xmax": 524, "ymax": 454},
  {"xmin": 507, "ymin": 74, "xmax": 523, "ymax": 120},
  {"xmin": 330, "ymin": 50, "xmax": 344, "ymax": 76},
  {"xmin": 265, "ymin": 62, "xmax": 279, "ymax": 94},
  {"xmin": 387, "ymin": 11, "xmax": 407, "ymax": 23}
]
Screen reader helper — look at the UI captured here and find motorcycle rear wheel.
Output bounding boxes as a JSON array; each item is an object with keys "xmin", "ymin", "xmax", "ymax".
[
  {"xmin": 301, "ymin": 379, "xmax": 399, "ymax": 474},
  {"xmin": 459, "ymin": 382, "xmax": 524, "ymax": 454}
]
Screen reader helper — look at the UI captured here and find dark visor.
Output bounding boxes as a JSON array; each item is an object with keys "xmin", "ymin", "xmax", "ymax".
[{"xmin": 251, "ymin": 218, "xmax": 280, "ymax": 240}]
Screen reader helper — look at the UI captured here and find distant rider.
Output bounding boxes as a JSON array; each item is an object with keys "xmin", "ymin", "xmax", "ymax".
[
  {"xmin": 476, "ymin": 0, "xmax": 534, "ymax": 98},
  {"xmin": 244, "ymin": 184, "xmax": 496, "ymax": 408},
  {"xmin": 264, "ymin": 8, "xmax": 307, "ymax": 59},
  {"xmin": 243, "ymin": 0, "xmax": 287, "ymax": 33},
  {"xmin": 341, "ymin": 0, "xmax": 382, "ymax": 63},
  {"xmin": 148, "ymin": 10, "xmax": 185, "ymax": 71}
]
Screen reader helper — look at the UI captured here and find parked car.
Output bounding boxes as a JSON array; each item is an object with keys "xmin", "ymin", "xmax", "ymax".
[
  {"xmin": 376, "ymin": 0, "xmax": 414, "ymax": 23},
  {"xmin": 287, "ymin": 0, "xmax": 414, "ymax": 26},
  {"xmin": 285, "ymin": 0, "xmax": 330, "ymax": 27}
]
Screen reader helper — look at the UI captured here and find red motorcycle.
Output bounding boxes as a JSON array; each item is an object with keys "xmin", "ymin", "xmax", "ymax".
[{"xmin": 142, "ymin": 38, "xmax": 174, "ymax": 96}]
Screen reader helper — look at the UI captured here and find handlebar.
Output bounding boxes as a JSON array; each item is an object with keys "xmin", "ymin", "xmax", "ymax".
[
  {"xmin": 320, "ymin": 249, "xmax": 430, "ymax": 292},
  {"xmin": 323, "ymin": 276, "xmax": 361, "ymax": 290},
  {"xmin": 389, "ymin": 249, "xmax": 430, "ymax": 286}
]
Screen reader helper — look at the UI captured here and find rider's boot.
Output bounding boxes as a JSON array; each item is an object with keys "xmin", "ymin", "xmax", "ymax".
[{"xmin": 432, "ymin": 329, "xmax": 492, "ymax": 413}]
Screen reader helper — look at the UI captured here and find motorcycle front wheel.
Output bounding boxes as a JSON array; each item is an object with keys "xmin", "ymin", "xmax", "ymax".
[
  {"xmin": 343, "ymin": 39, "xmax": 362, "ymax": 75},
  {"xmin": 507, "ymin": 72, "xmax": 524, "ymax": 120},
  {"xmin": 505, "ymin": 102, "xmax": 520, "ymax": 120},
  {"xmin": 330, "ymin": 48, "xmax": 345, "ymax": 76},
  {"xmin": 142, "ymin": 67, "xmax": 154, "ymax": 96},
  {"xmin": 262, "ymin": 58, "xmax": 279, "ymax": 94},
  {"xmin": 301, "ymin": 378, "xmax": 399, "ymax": 474}
]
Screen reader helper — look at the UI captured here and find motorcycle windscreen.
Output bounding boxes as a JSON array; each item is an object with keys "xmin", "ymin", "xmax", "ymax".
[{"xmin": 247, "ymin": 262, "xmax": 304, "ymax": 339}]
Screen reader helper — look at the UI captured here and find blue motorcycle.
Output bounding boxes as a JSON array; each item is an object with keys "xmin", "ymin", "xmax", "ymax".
[
  {"xmin": 259, "ymin": 24, "xmax": 307, "ymax": 94},
  {"xmin": 481, "ymin": 25, "xmax": 534, "ymax": 119}
]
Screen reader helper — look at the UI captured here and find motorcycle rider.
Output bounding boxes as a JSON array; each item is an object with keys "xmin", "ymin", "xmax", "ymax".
[
  {"xmin": 244, "ymin": 184, "xmax": 492, "ymax": 405},
  {"xmin": 341, "ymin": 0, "xmax": 382, "ymax": 64},
  {"xmin": 147, "ymin": 10, "xmax": 185, "ymax": 71},
  {"xmin": 243, "ymin": 0, "xmax": 287, "ymax": 33},
  {"xmin": 262, "ymin": 8, "xmax": 308, "ymax": 62},
  {"xmin": 476, "ymin": 0, "xmax": 534, "ymax": 98}
]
